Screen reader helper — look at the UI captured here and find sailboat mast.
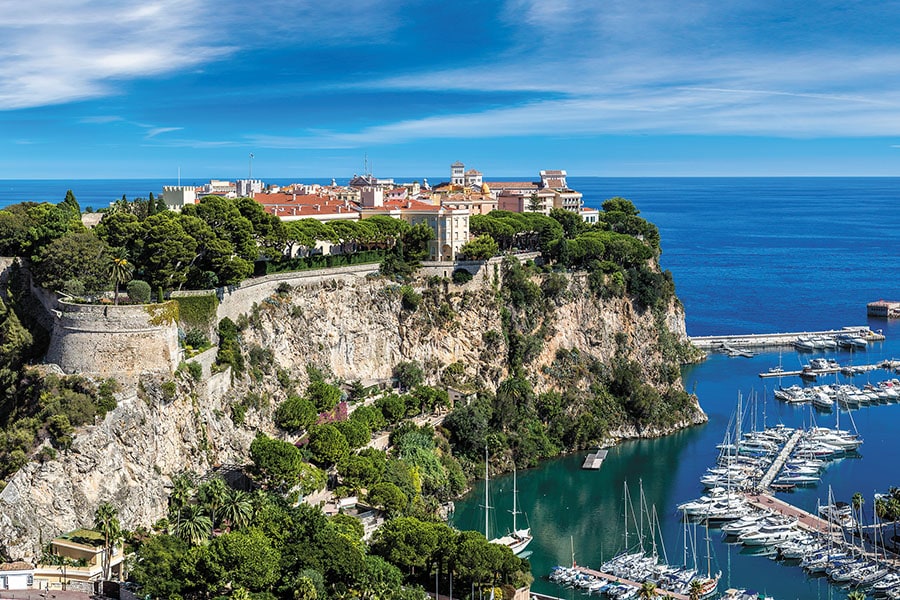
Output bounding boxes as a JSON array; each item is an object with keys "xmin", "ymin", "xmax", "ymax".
[
  {"xmin": 484, "ymin": 447, "xmax": 490, "ymax": 539},
  {"xmin": 512, "ymin": 466, "xmax": 518, "ymax": 532},
  {"xmin": 623, "ymin": 481, "xmax": 629, "ymax": 551}
]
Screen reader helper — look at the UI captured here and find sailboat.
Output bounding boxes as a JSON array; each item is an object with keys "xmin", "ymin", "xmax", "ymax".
[{"xmin": 484, "ymin": 449, "xmax": 533, "ymax": 555}]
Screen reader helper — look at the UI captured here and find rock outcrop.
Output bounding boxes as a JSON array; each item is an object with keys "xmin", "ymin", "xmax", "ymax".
[{"xmin": 0, "ymin": 267, "xmax": 703, "ymax": 561}]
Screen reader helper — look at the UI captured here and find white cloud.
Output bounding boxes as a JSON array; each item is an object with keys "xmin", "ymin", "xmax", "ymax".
[{"xmin": 0, "ymin": 0, "xmax": 230, "ymax": 110}]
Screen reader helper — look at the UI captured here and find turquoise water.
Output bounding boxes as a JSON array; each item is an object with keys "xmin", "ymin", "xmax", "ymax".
[{"xmin": 452, "ymin": 178, "xmax": 900, "ymax": 600}]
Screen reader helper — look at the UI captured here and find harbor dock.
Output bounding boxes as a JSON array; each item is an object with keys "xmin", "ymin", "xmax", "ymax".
[
  {"xmin": 757, "ymin": 430, "xmax": 803, "ymax": 489},
  {"xmin": 571, "ymin": 566, "xmax": 689, "ymax": 600},
  {"xmin": 690, "ymin": 326, "xmax": 883, "ymax": 351},
  {"xmin": 582, "ymin": 449, "xmax": 608, "ymax": 470}
]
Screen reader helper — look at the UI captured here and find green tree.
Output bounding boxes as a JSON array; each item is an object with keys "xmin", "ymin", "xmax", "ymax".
[
  {"xmin": 249, "ymin": 433, "xmax": 307, "ymax": 493},
  {"xmin": 367, "ymin": 482, "xmax": 409, "ymax": 517},
  {"xmin": 335, "ymin": 418, "xmax": 371, "ymax": 449},
  {"xmin": 169, "ymin": 472, "xmax": 193, "ymax": 530},
  {"xmin": 126, "ymin": 279, "xmax": 151, "ymax": 303},
  {"xmin": 307, "ymin": 424, "xmax": 350, "ymax": 466},
  {"xmin": 203, "ymin": 529, "xmax": 281, "ymax": 593},
  {"xmin": 639, "ymin": 580, "xmax": 657, "ymax": 599},
  {"xmin": 274, "ymin": 395, "xmax": 318, "ymax": 431},
  {"xmin": 31, "ymin": 231, "xmax": 111, "ymax": 293},
  {"xmin": 307, "ymin": 380, "xmax": 342, "ymax": 413},
  {"xmin": 458, "ymin": 235, "xmax": 499, "ymax": 261},
  {"xmin": 370, "ymin": 517, "xmax": 439, "ymax": 574},
  {"xmin": 847, "ymin": 592, "xmax": 866, "ymax": 600},
  {"xmin": 128, "ymin": 534, "xmax": 200, "ymax": 598},
  {"xmin": 93, "ymin": 501, "xmax": 122, "ymax": 580},
  {"xmin": 393, "ymin": 361, "xmax": 424, "ymax": 392}
]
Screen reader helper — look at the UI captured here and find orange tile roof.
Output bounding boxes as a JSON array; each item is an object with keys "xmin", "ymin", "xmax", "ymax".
[
  {"xmin": 487, "ymin": 181, "xmax": 538, "ymax": 190},
  {"xmin": 0, "ymin": 561, "xmax": 33, "ymax": 571}
]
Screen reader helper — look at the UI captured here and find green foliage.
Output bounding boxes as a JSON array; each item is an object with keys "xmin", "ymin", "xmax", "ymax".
[
  {"xmin": 367, "ymin": 482, "xmax": 410, "ymax": 518},
  {"xmin": 393, "ymin": 360, "xmax": 424, "ymax": 392},
  {"xmin": 126, "ymin": 279, "xmax": 152, "ymax": 303},
  {"xmin": 173, "ymin": 294, "xmax": 219, "ymax": 334},
  {"xmin": 216, "ymin": 317, "xmax": 244, "ymax": 375},
  {"xmin": 31, "ymin": 231, "xmax": 111, "ymax": 293},
  {"xmin": 184, "ymin": 328, "xmax": 209, "ymax": 349},
  {"xmin": 458, "ymin": 235, "xmax": 499, "ymax": 260},
  {"xmin": 250, "ymin": 433, "xmax": 309, "ymax": 493},
  {"xmin": 307, "ymin": 380, "xmax": 341, "ymax": 413},
  {"xmin": 307, "ymin": 424, "xmax": 350, "ymax": 466},
  {"xmin": 274, "ymin": 396, "xmax": 317, "ymax": 431},
  {"xmin": 186, "ymin": 361, "xmax": 203, "ymax": 382},
  {"xmin": 451, "ymin": 268, "xmax": 474, "ymax": 284},
  {"xmin": 399, "ymin": 285, "xmax": 421, "ymax": 311},
  {"xmin": 376, "ymin": 394, "xmax": 407, "ymax": 425},
  {"xmin": 334, "ymin": 418, "xmax": 371, "ymax": 449}
]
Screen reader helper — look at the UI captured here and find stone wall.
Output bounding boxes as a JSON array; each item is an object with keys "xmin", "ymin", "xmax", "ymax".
[{"xmin": 44, "ymin": 300, "xmax": 180, "ymax": 382}]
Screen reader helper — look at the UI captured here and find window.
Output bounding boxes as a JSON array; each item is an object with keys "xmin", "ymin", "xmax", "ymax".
[
  {"xmin": 27, "ymin": 575, "xmax": 33, "ymax": 586},
  {"xmin": 1, "ymin": 576, "xmax": 7, "ymax": 589}
]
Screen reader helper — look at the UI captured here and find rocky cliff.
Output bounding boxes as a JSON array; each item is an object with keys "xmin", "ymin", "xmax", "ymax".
[{"xmin": 0, "ymin": 265, "xmax": 704, "ymax": 561}]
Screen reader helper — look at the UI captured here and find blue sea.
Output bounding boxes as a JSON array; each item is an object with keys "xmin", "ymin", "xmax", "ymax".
[{"xmin": 5, "ymin": 177, "xmax": 900, "ymax": 599}]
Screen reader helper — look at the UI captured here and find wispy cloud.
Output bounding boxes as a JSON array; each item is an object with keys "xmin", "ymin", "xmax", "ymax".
[
  {"xmin": 146, "ymin": 127, "xmax": 183, "ymax": 138},
  {"xmin": 0, "ymin": 0, "xmax": 231, "ymax": 110}
]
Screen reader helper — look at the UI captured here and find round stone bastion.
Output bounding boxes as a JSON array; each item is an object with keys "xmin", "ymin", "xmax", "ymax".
[{"xmin": 44, "ymin": 299, "xmax": 181, "ymax": 381}]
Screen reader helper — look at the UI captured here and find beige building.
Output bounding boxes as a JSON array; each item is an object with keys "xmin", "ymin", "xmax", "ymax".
[{"xmin": 34, "ymin": 529, "xmax": 124, "ymax": 592}]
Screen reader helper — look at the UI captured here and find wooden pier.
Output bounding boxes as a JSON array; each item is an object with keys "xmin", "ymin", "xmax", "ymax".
[
  {"xmin": 743, "ymin": 492, "xmax": 839, "ymax": 537},
  {"xmin": 572, "ymin": 566, "xmax": 690, "ymax": 599},
  {"xmin": 582, "ymin": 449, "xmax": 608, "ymax": 470},
  {"xmin": 690, "ymin": 326, "xmax": 883, "ymax": 351},
  {"xmin": 757, "ymin": 429, "xmax": 803, "ymax": 489}
]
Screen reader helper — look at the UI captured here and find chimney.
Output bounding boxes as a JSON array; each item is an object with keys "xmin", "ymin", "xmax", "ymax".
[
  {"xmin": 314, "ymin": 204, "xmax": 320, "ymax": 211},
  {"xmin": 292, "ymin": 193, "xmax": 296, "ymax": 201}
]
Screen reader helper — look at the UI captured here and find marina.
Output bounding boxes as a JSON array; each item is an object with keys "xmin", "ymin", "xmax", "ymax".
[
  {"xmin": 690, "ymin": 326, "xmax": 884, "ymax": 351},
  {"xmin": 451, "ymin": 177, "xmax": 900, "ymax": 600}
]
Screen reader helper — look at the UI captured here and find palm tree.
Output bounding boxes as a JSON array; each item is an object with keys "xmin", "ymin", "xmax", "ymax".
[
  {"xmin": 847, "ymin": 591, "xmax": 866, "ymax": 600},
  {"xmin": 168, "ymin": 473, "xmax": 193, "ymax": 531},
  {"xmin": 177, "ymin": 504, "xmax": 212, "ymax": 546},
  {"xmin": 107, "ymin": 255, "xmax": 133, "ymax": 305},
  {"xmin": 689, "ymin": 579, "xmax": 704, "ymax": 600},
  {"xmin": 220, "ymin": 489, "xmax": 253, "ymax": 531},
  {"xmin": 93, "ymin": 502, "xmax": 122, "ymax": 581},
  {"xmin": 639, "ymin": 580, "xmax": 657, "ymax": 599},
  {"xmin": 198, "ymin": 476, "xmax": 229, "ymax": 531}
]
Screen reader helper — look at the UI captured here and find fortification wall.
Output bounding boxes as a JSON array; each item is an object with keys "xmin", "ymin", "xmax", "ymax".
[
  {"xmin": 212, "ymin": 263, "xmax": 380, "ymax": 323},
  {"xmin": 44, "ymin": 300, "xmax": 180, "ymax": 381}
]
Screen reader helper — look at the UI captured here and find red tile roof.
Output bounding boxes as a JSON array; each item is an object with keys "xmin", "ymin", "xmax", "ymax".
[{"xmin": 486, "ymin": 181, "xmax": 538, "ymax": 190}]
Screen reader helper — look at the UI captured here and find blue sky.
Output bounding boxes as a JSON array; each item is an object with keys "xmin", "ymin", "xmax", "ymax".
[{"xmin": 4, "ymin": 0, "xmax": 900, "ymax": 178}]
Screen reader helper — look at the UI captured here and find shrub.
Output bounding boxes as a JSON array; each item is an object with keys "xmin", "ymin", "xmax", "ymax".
[
  {"xmin": 184, "ymin": 328, "xmax": 209, "ymax": 349},
  {"xmin": 186, "ymin": 361, "xmax": 202, "ymax": 381},
  {"xmin": 399, "ymin": 285, "xmax": 421, "ymax": 311},
  {"xmin": 451, "ymin": 269, "xmax": 473, "ymax": 285},
  {"xmin": 126, "ymin": 279, "xmax": 152, "ymax": 303},
  {"xmin": 276, "ymin": 281, "xmax": 292, "ymax": 296}
]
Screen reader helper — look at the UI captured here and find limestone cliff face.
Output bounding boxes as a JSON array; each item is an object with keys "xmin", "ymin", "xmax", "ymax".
[
  {"xmin": 0, "ymin": 269, "xmax": 702, "ymax": 561},
  {"xmin": 0, "ymin": 372, "xmax": 252, "ymax": 562}
]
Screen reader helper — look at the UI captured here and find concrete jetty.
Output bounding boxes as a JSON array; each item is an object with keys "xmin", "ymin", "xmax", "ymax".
[
  {"xmin": 757, "ymin": 429, "xmax": 803, "ymax": 489},
  {"xmin": 690, "ymin": 326, "xmax": 883, "ymax": 351}
]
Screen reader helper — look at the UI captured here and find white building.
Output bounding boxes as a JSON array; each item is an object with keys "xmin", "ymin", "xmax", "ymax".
[
  {"xmin": 236, "ymin": 179, "xmax": 264, "ymax": 197},
  {"xmin": 162, "ymin": 186, "xmax": 198, "ymax": 212},
  {"xmin": 0, "ymin": 562, "xmax": 34, "ymax": 591}
]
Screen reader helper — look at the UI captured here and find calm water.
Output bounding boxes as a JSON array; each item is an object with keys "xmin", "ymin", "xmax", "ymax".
[
  {"xmin": 7, "ymin": 177, "xmax": 900, "ymax": 598},
  {"xmin": 452, "ymin": 178, "xmax": 900, "ymax": 600}
]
